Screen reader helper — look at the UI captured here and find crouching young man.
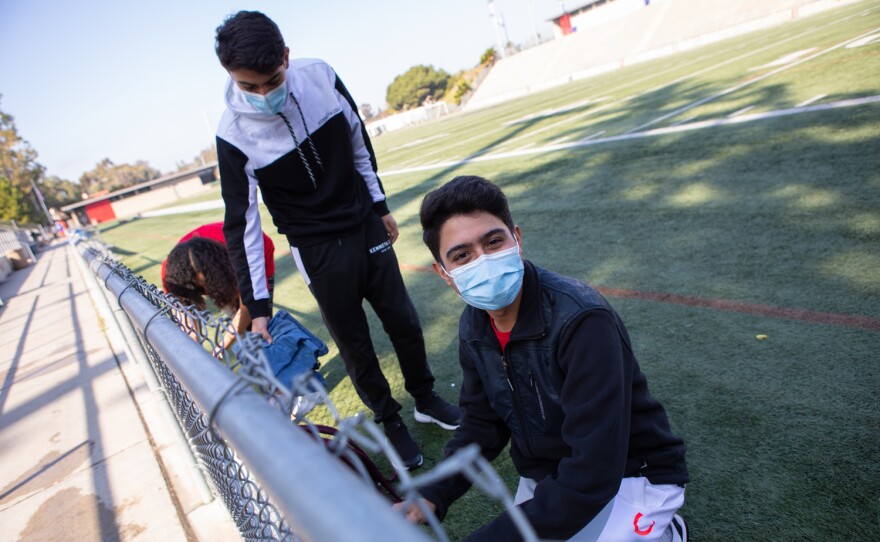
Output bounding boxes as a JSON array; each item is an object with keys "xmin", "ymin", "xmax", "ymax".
[{"xmin": 397, "ymin": 175, "xmax": 690, "ymax": 541}]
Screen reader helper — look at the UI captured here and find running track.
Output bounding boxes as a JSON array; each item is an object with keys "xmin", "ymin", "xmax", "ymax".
[{"xmin": 399, "ymin": 264, "xmax": 880, "ymax": 332}]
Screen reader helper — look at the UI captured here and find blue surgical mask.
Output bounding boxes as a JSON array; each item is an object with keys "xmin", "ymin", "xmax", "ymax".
[
  {"xmin": 444, "ymin": 243, "xmax": 524, "ymax": 311},
  {"xmin": 242, "ymin": 82, "xmax": 287, "ymax": 115}
]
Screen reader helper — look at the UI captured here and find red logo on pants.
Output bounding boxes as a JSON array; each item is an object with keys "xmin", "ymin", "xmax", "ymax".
[{"xmin": 633, "ymin": 512, "xmax": 655, "ymax": 536}]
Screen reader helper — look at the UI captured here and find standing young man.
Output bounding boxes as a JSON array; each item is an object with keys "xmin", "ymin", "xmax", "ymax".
[
  {"xmin": 213, "ymin": 11, "xmax": 459, "ymax": 468},
  {"xmin": 400, "ymin": 176, "xmax": 689, "ymax": 540}
]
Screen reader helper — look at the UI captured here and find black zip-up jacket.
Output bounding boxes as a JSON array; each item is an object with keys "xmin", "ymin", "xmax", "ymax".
[
  {"xmin": 419, "ymin": 261, "xmax": 689, "ymax": 541},
  {"xmin": 217, "ymin": 59, "xmax": 388, "ymax": 318}
]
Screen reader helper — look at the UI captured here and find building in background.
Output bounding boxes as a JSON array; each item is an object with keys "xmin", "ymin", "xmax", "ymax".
[{"xmin": 61, "ymin": 164, "xmax": 218, "ymax": 226}]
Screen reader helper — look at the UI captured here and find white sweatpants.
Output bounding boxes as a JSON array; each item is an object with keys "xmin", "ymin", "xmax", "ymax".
[{"xmin": 514, "ymin": 476, "xmax": 685, "ymax": 541}]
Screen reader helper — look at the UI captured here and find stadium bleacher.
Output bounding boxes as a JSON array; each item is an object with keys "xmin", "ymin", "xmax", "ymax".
[{"xmin": 465, "ymin": 0, "xmax": 862, "ymax": 111}]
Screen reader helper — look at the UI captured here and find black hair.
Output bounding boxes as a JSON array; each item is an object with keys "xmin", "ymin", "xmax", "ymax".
[
  {"xmin": 215, "ymin": 11, "xmax": 286, "ymax": 73},
  {"xmin": 164, "ymin": 237, "xmax": 239, "ymax": 311},
  {"xmin": 419, "ymin": 175, "xmax": 515, "ymax": 263}
]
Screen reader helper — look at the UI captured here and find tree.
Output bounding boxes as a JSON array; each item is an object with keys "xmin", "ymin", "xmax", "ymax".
[
  {"xmin": 480, "ymin": 47, "xmax": 497, "ymax": 65},
  {"xmin": 453, "ymin": 80, "xmax": 472, "ymax": 105},
  {"xmin": 0, "ymin": 95, "xmax": 44, "ymax": 222},
  {"xmin": 40, "ymin": 175, "xmax": 80, "ymax": 208},
  {"xmin": 0, "ymin": 177, "xmax": 28, "ymax": 222},
  {"xmin": 176, "ymin": 145, "xmax": 218, "ymax": 172},
  {"xmin": 79, "ymin": 158, "xmax": 161, "ymax": 195},
  {"xmin": 385, "ymin": 65, "xmax": 450, "ymax": 111}
]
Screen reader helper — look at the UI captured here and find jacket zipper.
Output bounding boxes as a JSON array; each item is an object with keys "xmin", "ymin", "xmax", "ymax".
[
  {"xmin": 529, "ymin": 370, "xmax": 546, "ymax": 422},
  {"xmin": 500, "ymin": 355, "xmax": 514, "ymax": 391},
  {"xmin": 501, "ymin": 351, "xmax": 537, "ymax": 457}
]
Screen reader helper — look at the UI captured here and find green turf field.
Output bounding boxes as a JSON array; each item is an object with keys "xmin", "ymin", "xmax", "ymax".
[{"xmin": 99, "ymin": 2, "xmax": 880, "ymax": 539}]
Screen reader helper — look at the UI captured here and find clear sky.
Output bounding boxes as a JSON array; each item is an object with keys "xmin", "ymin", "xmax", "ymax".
[{"xmin": 0, "ymin": 0, "xmax": 567, "ymax": 183}]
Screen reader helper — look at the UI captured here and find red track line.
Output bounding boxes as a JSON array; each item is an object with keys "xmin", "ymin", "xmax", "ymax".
[{"xmin": 399, "ymin": 264, "xmax": 880, "ymax": 332}]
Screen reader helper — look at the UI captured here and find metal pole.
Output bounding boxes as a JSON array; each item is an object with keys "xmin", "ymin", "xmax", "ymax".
[
  {"xmin": 29, "ymin": 177, "xmax": 53, "ymax": 225},
  {"xmin": 83, "ymin": 248, "xmax": 431, "ymax": 542},
  {"xmin": 487, "ymin": 0, "xmax": 507, "ymax": 58}
]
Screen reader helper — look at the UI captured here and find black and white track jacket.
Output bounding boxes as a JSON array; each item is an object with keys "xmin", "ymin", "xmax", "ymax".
[{"xmin": 217, "ymin": 59, "xmax": 388, "ymax": 319}]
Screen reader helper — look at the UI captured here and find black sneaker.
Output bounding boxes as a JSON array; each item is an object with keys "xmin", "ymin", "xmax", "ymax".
[
  {"xmin": 671, "ymin": 514, "xmax": 688, "ymax": 542},
  {"xmin": 414, "ymin": 392, "xmax": 461, "ymax": 430},
  {"xmin": 384, "ymin": 418, "xmax": 423, "ymax": 470}
]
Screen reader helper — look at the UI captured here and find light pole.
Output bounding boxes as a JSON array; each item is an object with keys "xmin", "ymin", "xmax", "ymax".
[
  {"xmin": 29, "ymin": 177, "xmax": 53, "ymax": 225},
  {"xmin": 528, "ymin": 0, "xmax": 542, "ymax": 45},
  {"xmin": 487, "ymin": 0, "xmax": 507, "ymax": 58}
]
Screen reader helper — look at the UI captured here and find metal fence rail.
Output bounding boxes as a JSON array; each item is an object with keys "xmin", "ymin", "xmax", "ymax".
[
  {"xmin": 73, "ymin": 237, "xmax": 538, "ymax": 542},
  {"xmin": 0, "ymin": 221, "xmax": 38, "ymax": 263}
]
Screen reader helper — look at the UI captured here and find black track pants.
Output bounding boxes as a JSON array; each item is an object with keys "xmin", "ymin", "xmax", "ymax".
[{"xmin": 290, "ymin": 214, "xmax": 435, "ymax": 423}]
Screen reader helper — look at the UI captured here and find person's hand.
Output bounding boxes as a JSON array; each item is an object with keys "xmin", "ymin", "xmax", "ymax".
[
  {"xmin": 382, "ymin": 213, "xmax": 399, "ymax": 244},
  {"xmin": 393, "ymin": 498, "xmax": 436, "ymax": 524},
  {"xmin": 251, "ymin": 316, "xmax": 272, "ymax": 343}
]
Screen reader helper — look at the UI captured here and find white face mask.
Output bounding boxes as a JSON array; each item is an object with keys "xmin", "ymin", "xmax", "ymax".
[
  {"xmin": 443, "ymin": 243, "xmax": 524, "ymax": 311},
  {"xmin": 242, "ymin": 81, "xmax": 287, "ymax": 115}
]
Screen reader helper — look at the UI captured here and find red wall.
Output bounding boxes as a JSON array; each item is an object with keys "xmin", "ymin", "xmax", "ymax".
[{"xmin": 85, "ymin": 199, "xmax": 116, "ymax": 223}]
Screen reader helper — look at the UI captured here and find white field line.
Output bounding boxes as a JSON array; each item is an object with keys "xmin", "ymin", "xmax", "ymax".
[
  {"xmin": 643, "ymin": 2, "xmax": 880, "ymax": 97},
  {"xmin": 846, "ymin": 30, "xmax": 880, "ymax": 47},
  {"xmin": 522, "ymin": 6, "xmax": 875, "ymax": 146},
  {"xmin": 670, "ymin": 116, "xmax": 698, "ymax": 127},
  {"xmin": 640, "ymin": 17, "xmax": 842, "ymax": 96},
  {"xmin": 494, "ymin": 102, "xmax": 617, "ymax": 150},
  {"xmin": 394, "ymin": 110, "xmax": 575, "ymax": 166},
  {"xmin": 514, "ymin": 143, "xmax": 537, "ymax": 151},
  {"xmin": 504, "ymin": 98, "xmax": 595, "ymax": 126},
  {"xmin": 580, "ymin": 130, "xmax": 606, "ymax": 142},
  {"xmin": 379, "ymin": 95, "xmax": 880, "ymax": 177},
  {"xmin": 398, "ymin": 133, "xmax": 449, "ymax": 149},
  {"xmin": 627, "ymin": 25, "xmax": 880, "ymax": 134},
  {"xmin": 387, "ymin": 9, "xmax": 874, "ymax": 171},
  {"xmin": 747, "ymin": 48, "xmax": 818, "ymax": 71},
  {"xmin": 606, "ymin": 19, "xmax": 794, "ymax": 102},
  {"xmin": 392, "ymin": 20, "xmax": 787, "ymax": 168},
  {"xmin": 393, "ymin": 97, "xmax": 609, "ymax": 167},
  {"xmin": 547, "ymin": 136, "xmax": 571, "ymax": 146},
  {"xmin": 393, "ymin": 124, "xmax": 509, "ymax": 168},
  {"xmin": 728, "ymin": 106, "xmax": 755, "ymax": 117},
  {"xmin": 797, "ymin": 94, "xmax": 827, "ymax": 107}
]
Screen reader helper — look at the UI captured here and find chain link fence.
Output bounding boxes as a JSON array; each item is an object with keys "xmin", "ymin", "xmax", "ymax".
[{"xmin": 72, "ymin": 236, "xmax": 538, "ymax": 542}]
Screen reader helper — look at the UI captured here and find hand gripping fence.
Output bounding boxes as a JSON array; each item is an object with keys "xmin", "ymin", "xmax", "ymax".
[{"xmin": 73, "ymin": 236, "xmax": 540, "ymax": 542}]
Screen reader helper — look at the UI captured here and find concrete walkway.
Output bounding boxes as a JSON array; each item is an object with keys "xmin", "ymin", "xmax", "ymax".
[{"xmin": 0, "ymin": 241, "xmax": 195, "ymax": 541}]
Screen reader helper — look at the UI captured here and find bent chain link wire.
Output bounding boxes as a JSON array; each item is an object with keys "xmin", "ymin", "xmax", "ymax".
[
  {"xmin": 85, "ymin": 242, "xmax": 300, "ymax": 542},
  {"xmin": 90, "ymin": 241, "xmax": 539, "ymax": 542}
]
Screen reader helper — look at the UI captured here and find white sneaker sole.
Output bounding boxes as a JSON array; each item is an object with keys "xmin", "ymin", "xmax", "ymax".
[{"xmin": 413, "ymin": 408, "xmax": 459, "ymax": 430}]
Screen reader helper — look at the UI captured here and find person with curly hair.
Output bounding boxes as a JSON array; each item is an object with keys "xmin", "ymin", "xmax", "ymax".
[
  {"xmin": 164, "ymin": 233, "xmax": 327, "ymax": 407},
  {"xmin": 164, "ymin": 237, "xmax": 253, "ymax": 348},
  {"xmin": 162, "ymin": 222, "xmax": 275, "ymax": 349},
  {"xmin": 161, "ymin": 221, "xmax": 275, "ymax": 298}
]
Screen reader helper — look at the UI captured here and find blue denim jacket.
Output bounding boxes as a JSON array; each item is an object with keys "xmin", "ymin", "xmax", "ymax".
[{"xmin": 234, "ymin": 310, "xmax": 327, "ymax": 392}]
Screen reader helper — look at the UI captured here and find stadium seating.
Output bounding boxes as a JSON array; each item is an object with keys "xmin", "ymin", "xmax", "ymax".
[{"xmin": 465, "ymin": 0, "xmax": 857, "ymax": 111}]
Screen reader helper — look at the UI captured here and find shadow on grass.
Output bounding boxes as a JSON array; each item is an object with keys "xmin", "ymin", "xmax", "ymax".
[{"xmin": 371, "ymin": 81, "xmax": 880, "ymax": 539}]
